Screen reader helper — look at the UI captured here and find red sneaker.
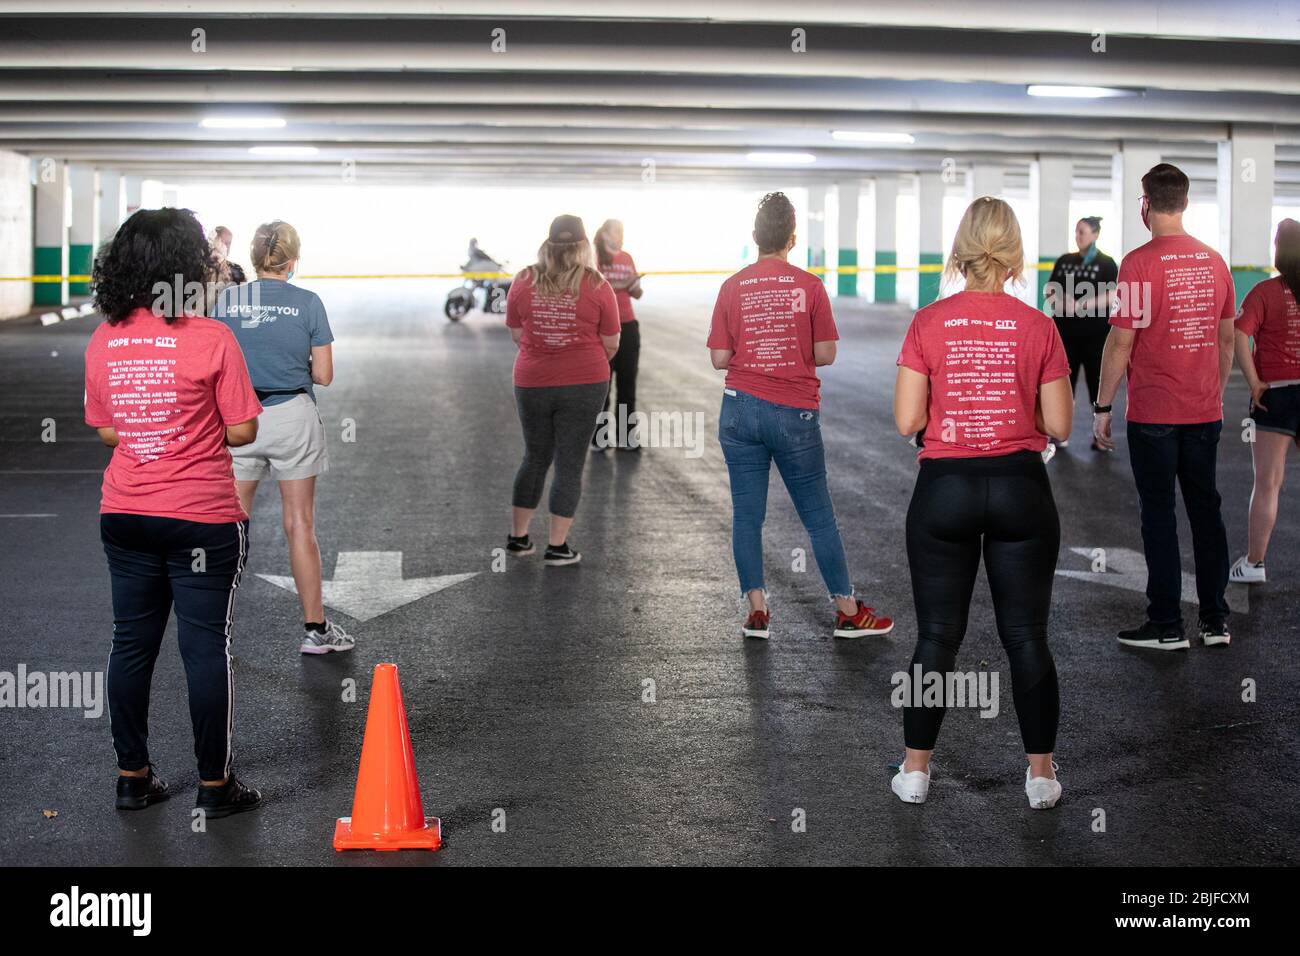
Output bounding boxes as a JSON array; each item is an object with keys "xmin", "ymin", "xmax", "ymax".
[
  {"xmin": 742, "ymin": 609, "xmax": 770, "ymax": 640},
  {"xmin": 833, "ymin": 600, "xmax": 894, "ymax": 638}
]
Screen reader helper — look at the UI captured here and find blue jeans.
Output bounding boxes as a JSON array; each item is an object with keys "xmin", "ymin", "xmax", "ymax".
[
  {"xmin": 718, "ymin": 389, "xmax": 854, "ymax": 599},
  {"xmin": 1127, "ymin": 420, "xmax": 1230, "ymax": 627}
]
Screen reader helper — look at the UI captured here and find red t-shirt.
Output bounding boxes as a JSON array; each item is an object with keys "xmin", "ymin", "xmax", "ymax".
[
  {"xmin": 84, "ymin": 309, "xmax": 263, "ymax": 524},
  {"xmin": 1234, "ymin": 276, "xmax": 1300, "ymax": 384},
  {"xmin": 706, "ymin": 258, "xmax": 837, "ymax": 410},
  {"xmin": 897, "ymin": 291, "xmax": 1070, "ymax": 461},
  {"xmin": 599, "ymin": 251, "xmax": 638, "ymax": 324},
  {"xmin": 1109, "ymin": 234, "xmax": 1235, "ymax": 424},
  {"xmin": 506, "ymin": 269, "xmax": 621, "ymax": 388}
]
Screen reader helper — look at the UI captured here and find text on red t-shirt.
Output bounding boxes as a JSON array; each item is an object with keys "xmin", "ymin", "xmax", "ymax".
[
  {"xmin": 506, "ymin": 269, "xmax": 621, "ymax": 388},
  {"xmin": 897, "ymin": 291, "xmax": 1070, "ymax": 460},
  {"xmin": 83, "ymin": 309, "xmax": 263, "ymax": 523},
  {"xmin": 1109, "ymin": 234, "xmax": 1235, "ymax": 424},
  {"xmin": 706, "ymin": 258, "xmax": 837, "ymax": 410}
]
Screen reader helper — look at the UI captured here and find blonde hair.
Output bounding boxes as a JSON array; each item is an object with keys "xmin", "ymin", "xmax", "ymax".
[
  {"xmin": 944, "ymin": 197, "xmax": 1025, "ymax": 289},
  {"xmin": 528, "ymin": 237, "xmax": 603, "ymax": 298},
  {"xmin": 593, "ymin": 219, "xmax": 623, "ymax": 267},
  {"xmin": 251, "ymin": 220, "xmax": 301, "ymax": 275}
]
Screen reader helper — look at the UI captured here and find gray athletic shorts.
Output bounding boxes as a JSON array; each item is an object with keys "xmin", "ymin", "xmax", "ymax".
[{"xmin": 232, "ymin": 393, "xmax": 329, "ymax": 481}]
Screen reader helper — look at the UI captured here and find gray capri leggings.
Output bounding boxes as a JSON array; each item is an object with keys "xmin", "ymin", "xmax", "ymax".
[{"xmin": 512, "ymin": 382, "xmax": 609, "ymax": 518}]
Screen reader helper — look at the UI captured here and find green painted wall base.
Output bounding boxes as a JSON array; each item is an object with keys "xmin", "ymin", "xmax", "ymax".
[
  {"xmin": 33, "ymin": 245, "xmax": 66, "ymax": 306},
  {"xmin": 69, "ymin": 243, "xmax": 93, "ymax": 296},
  {"xmin": 1036, "ymin": 256, "xmax": 1057, "ymax": 312},
  {"xmin": 874, "ymin": 250, "xmax": 896, "ymax": 303},
  {"xmin": 807, "ymin": 248, "xmax": 828, "ymax": 286},
  {"xmin": 1232, "ymin": 268, "xmax": 1270, "ymax": 308},
  {"xmin": 918, "ymin": 252, "xmax": 943, "ymax": 307},
  {"xmin": 837, "ymin": 248, "xmax": 858, "ymax": 297}
]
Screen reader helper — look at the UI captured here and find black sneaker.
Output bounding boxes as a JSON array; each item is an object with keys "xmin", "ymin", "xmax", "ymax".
[
  {"xmin": 543, "ymin": 542, "xmax": 581, "ymax": 566},
  {"xmin": 1117, "ymin": 621, "xmax": 1189, "ymax": 651},
  {"xmin": 1198, "ymin": 618, "xmax": 1231, "ymax": 647},
  {"xmin": 506, "ymin": 534, "xmax": 535, "ymax": 555},
  {"xmin": 115, "ymin": 765, "xmax": 170, "ymax": 811},
  {"xmin": 195, "ymin": 774, "xmax": 263, "ymax": 819}
]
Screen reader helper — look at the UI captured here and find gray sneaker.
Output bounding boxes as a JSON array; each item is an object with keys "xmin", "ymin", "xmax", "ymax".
[{"xmin": 300, "ymin": 620, "xmax": 355, "ymax": 655}]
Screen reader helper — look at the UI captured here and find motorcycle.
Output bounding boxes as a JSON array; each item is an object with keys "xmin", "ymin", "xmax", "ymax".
[{"xmin": 444, "ymin": 245, "xmax": 511, "ymax": 321}]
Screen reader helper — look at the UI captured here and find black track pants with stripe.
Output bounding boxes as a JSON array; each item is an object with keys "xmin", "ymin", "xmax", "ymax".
[{"xmin": 101, "ymin": 513, "xmax": 248, "ymax": 782}]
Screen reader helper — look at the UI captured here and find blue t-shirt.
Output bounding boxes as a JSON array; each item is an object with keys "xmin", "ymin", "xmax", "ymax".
[{"xmin": 215, "ymin": 279, "xmax": 334, "ymax": 406}]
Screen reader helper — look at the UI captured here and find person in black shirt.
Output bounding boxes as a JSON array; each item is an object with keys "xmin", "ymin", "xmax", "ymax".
[{"xmin": 1043, "ymin": 216, "xmax": 1118, "ymax": 450}]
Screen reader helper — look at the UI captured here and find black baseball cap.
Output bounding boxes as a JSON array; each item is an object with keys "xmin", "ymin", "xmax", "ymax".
[{"xmin": 548, "ymin": 214, "xmax": 587, "ymax": 245}]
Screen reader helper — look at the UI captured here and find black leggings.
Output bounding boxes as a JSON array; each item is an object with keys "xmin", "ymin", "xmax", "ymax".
[
  {"xmin": 1056, "ymin": 319, "xmax": 1108, "ymax": 406},
  {"xmin": 903, "ymin": 451, "xmax": 1061, "ymax": 754},
  {"xmin": 607, "ymin": 319, "xmax": 640, "ymax": 423},
  {"xmin": 513, "ymin": 381, "xmax": 609, "ymax": 518}
]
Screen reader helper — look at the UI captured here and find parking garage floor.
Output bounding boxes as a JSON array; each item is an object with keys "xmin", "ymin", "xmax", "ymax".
[{"xmin": 0, "ymin": 281, "xmax": 1296, "ymax": 866}]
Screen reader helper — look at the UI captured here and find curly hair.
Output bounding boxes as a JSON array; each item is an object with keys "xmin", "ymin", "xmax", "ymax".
[
  {"xmin": 92, "ymin": 208, "xmax": 211, "ymax": 324},
  {"xmin": 753, "ymin": 192, "xmax": 796, "ymax": 254}
]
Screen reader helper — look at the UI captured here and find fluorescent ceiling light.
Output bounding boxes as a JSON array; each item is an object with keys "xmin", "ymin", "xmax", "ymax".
[
  {"xmin": 1026, "ymin": 84, "xmax": 1134, "ymax": 98},
  {"xmin": 745, "ymin": 151, "xmax": 816, "ymax": 164},
  {"xmin": 201, "ymin": 116, "xmax": 286, "ymax": 129},
  {"xmin": 831, "ymin": 130, "xmax": 915, "ymax": 144},
  {"xmin": 248, "ymin": 145, "xmax": 318, "ymax": 157}
]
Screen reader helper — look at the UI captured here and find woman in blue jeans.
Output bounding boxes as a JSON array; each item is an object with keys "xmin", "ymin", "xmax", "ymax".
[{"xmin": 706, "ymin": 192, "xmax": 893, "ymax": 640}]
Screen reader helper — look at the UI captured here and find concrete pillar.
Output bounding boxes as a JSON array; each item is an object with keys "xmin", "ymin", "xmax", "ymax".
[
  {"xmin": 1217, "ymin": 127, "xmax": 1276, "ymax": 306},
  {"xmin": 33, "ymin": 158, "xmax": 69, "ymax": 307},
  {"xmin": 806, "ymin": 184, "xmax": 828, "ymax": 286},
  {"xmin": 1111, "ymin": 142, "xmax": 1162, "ymax": 259},
  {"xmin": 916, "ymin": 171, "xmax": 945, "ymax": 307},
  {"xmin": 123, "ymin": 175, "xmax": 143, "ymax": 217},
  {"xmin": 837, "ymin": 180, "xmax": 860, "ymax": 298},
  {"xmin": 69, "ymin": 166, "xmax": 97, "ymax": 296},
  {"xmin": 971, "ymin": 164, "xmax": 1003, "ymax": 199},
  {"xmin": 97, "ymin": 169, "xmax": 123, "ymax": 244},
  {"xmin": 0, "ymin": 149, "xmax": 34, "ymax": 320},
  {"xmin": 873, "ymin": 177, "xmax": 899, "ymax": 304},
  {"xmin": 161, "ymin": 187, "xmax": 179, "ymax": 208},
  {"xmin": 1033, "ymin": 157, "xmax": 1073, "ymax": 311}
]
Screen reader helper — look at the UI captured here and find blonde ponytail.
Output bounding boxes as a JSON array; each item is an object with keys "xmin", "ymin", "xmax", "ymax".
[{"xmin": 944, "ymin": 197, "xmax": 1025, "ymax": 290}]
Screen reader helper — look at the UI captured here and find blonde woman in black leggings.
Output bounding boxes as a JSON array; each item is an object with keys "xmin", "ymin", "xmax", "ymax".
[
  {"xmin": 505, "ymin": 215, "xmax": 621, "ymax": 566},
  {"xmin": 892, "ymin": 197, "xmax": 1074, "ymax": 810}
]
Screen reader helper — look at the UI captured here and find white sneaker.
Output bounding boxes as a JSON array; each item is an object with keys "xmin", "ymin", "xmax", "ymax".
[
  {"xmin": 300, "ymin": 620, "xmax": 355, "ymax": 655},
  {"xmin": 1025, "ymin": 764, "xmax": 1062, "ymax": 810},
  {"xmin": 1229, "ymin": 556, "xmax": 1266, "ymax": 584},
  {"xmin": 891, "ymin": 762, "xmax": 931, "ymax": 804}
]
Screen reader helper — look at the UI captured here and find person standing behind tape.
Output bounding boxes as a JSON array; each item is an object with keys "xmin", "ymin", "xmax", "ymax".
[
  {"xmin": 86, "ymin": 207, "xmax": 264, "ymax": 818},
  {"xmin": 505, "ymin": 214, "xmax": 621, "ymax": 566},
  {"xmin": 592, "ymin": 219, "xmax": 644, "ymax": 451},
  {"xmin": 1094, "ymin": 163, "xmax": 1236, "ymax": 650},
  {"xmin": 215, "ymin": 220, "xmax": 353, "ymax": 656},
  {"xmin": 1044, "ymin": 216, "xmax": 1118, "ymax": 451},
  {"xmin": 707, "ymin": 191, "xmax": 893, "ymax": 642}
]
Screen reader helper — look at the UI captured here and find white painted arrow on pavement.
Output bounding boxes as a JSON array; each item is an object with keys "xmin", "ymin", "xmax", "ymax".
[
  {"xmin": 1055, "ymin": 546, "xmax": 1248, "ymax": 613},
  {"xmin": 258, "ymin": 551, "xmax": 477, "ymax": 622}
]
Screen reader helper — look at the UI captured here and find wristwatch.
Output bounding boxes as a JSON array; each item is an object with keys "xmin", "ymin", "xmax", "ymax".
[{"xmin": 1092, "ymin": 402, "xmax": 1113, "ymax": 414}]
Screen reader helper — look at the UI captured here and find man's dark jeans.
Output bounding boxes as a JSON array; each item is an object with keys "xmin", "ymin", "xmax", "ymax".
[{"xmin": 1126, "ymin": 420, "xmax": 1231, "ymax": 628}]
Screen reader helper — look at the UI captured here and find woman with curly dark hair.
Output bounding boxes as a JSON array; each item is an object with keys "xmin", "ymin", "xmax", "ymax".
[{"xmin": 85, "ymin": 207, "xmax": 265, "ymax": 819}]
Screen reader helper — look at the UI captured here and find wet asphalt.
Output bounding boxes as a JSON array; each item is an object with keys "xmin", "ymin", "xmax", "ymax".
[{"xmin": 0, "ymin": 279, "xmax": 1295, "ymax": 866}]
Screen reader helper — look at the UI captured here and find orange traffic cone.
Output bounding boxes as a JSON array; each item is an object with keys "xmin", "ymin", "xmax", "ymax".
[{"xmin": 333, "ymin": 663, "xmax": 442, "ymax": 851}]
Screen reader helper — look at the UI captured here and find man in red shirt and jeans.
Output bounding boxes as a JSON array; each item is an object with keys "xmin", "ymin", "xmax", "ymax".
[{"xmin": 1094, "ymin": 163, "xmax": 1236, "ymax": 650}]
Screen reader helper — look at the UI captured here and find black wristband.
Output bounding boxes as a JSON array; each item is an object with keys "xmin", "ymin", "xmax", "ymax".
[{"xmin": 1092, "ymin": 402, "xmax": 1113, "ymax": 414}]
